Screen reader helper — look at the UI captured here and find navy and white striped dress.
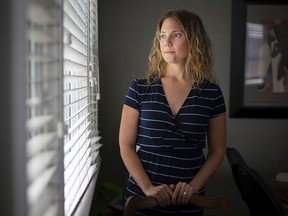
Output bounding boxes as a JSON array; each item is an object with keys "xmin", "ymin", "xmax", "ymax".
[{"xmin": 123, "ymin": 78, "xmax": 226, "ymax": 215}]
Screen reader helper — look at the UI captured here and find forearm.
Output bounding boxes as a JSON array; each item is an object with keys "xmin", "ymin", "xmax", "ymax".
[
  {"xmin": 120, "ymin": 146, "xmax": 153, "ymax": 193},
  {"xmin": 190, "ymin": 114, "xmax": 227, "ymax": 191},
  {"xmin": 119, "ymin": 105, "xmax": 153, "ymax": 192},
  {"xmin": 189, "ymin": 148, "xmax": 226, "ymax": 191}
]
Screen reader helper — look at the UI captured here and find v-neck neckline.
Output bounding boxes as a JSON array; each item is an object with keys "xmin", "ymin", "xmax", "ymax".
[{"xmin": 160, "ymin": 79, "xmax": 193, "ymax": 118}]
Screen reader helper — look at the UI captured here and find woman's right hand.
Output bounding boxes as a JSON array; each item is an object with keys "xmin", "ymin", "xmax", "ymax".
[{"xmin": 143, "ymin": 184, "xmax": 174, "ymax": 207}]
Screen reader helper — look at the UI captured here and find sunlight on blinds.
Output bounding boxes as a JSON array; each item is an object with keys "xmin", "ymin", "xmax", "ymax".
[
  {"xmin": 26, "ymin": 0, "xmax": 64, "ymax": 216},
  {"xmin": 26, "ymin": 0, "xmax": 101, "ymax": 215},
  {"xmin": 63, "ymin": 0, "xmax": 101, "ymax": 215},
  {"xmin": 88, "ymin": 0, "xmax": 102, "ymax": 182}
]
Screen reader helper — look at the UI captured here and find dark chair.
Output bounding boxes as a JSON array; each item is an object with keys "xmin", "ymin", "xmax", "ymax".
[
  {"xmin": 226, "ymin": 147, "xmax": 287, "ymax": 216},
  {"xmin": 226, "ymin": 146, "xmax": 247, "ymax": 167},
  {"xmin": 123, "ymin": 194, "xmax": 232, "ymax": 216}
]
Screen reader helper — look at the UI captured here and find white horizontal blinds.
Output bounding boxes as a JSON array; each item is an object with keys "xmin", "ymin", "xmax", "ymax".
[
  {"xmin": 89, "ymin": 0, "xmax": 100, "ymax": 100},
  {"xmin": 89, "ymin": 0, "xmax": 102, "ymax": 174},
  {"xmin": 26, "ymin": 0, "xmax": 64, "ymax": 216},
  {"xmin": 63, "ymin": 0, "xmax": 99, "ymax": 215}
]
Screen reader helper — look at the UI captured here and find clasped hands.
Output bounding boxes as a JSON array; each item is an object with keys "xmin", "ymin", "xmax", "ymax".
[{"xmin": 143, "ymin": 182, "xmax": 197, "ymax": 207}]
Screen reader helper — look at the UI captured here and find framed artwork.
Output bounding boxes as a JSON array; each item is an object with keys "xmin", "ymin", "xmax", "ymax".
[{"xmin": 229, "ymin": 0, "xmax": 288, "ymax": 118}]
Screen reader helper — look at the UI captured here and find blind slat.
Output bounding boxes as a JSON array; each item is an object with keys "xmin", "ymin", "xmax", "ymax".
[
  {"xmin": 26, "ymin": 95, "xmax": 60, "ymax": 108},
  {"xmin": 90, "ymin": 136, "xmax": 101, "ymax": 145},
  {"xmin": 27, "ymin": 2, "xmax": 60, "ymax": 25},
  {"xmin": 26, "ymin": 115, "xmax": 54, "ymax": 131},
  {"xmin": 27, "ymin": 166, "xmax": 57, "ymax": 205},
  {"xmin": 44, "ymin": 204, "xmax": 58, "ymax": 216},
  {"xmin": 27, "ymin": 151, "xmax": 57, "ymax": 182},
  {"xmin": 28, "ymin": 29, "xmax": 59, "ymax": 44},
  {"xmin": 29, "ymin": 187, "xmax": 59, "ymax": 216},
  {"xmin": 27, "ymin": 132, "xmax": 57, "ymax": 157},
  {"xmin": 64, "ymin": 1, "xmax": 87, "ymax": 33}
]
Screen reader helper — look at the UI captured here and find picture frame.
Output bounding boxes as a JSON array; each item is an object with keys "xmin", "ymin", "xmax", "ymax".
[{"xmin": 229, "ymin": 0, "xmax": 288, "ymax": 118}]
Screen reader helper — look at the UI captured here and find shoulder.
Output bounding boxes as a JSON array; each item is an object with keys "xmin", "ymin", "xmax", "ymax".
[
  {"xmin": 201, "ymin": 80, "xmax": 222, "ymax": 91},
  {"xmin": 134, "ymin": 78, "xmax": 148, "ymax": 86},
  {"xmin": 127, "ymin": 78, "xmax": 148, "ymax": 96},
  {"xmin": 129, "ymin": 78, "xmax": 148, "ymax": 86},
  {"xmin": 198, "ymin": 80, "xmax": 224, "ymax": 98},
  {"xmin": 131, "ymin": 78, "xmax": 161, "ymax": 91},
  {"xmin": 201, "ymin": 80, "xmax": 220, "ymax": 89},
  {"xmin": 129, "ymin": 78, "xmax": 147, "ymax": 90}
]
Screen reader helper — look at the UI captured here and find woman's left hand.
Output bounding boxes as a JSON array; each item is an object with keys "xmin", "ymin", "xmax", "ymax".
[{"xmin": 171, "ymin": 182, "xmax": 197, "ymax": 204}]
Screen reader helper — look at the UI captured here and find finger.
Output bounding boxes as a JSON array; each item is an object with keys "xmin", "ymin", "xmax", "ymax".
[
  {"xmin": 172, "ymin": 183, "xmax": 181, "ymax": 204},
  {"xmin": 181, "ymin": 184, "xmax": 196, "ymax": 204},
  {"xmin": 180, "ymin": 182, "xmax": 192, "ymax": 204},
  {"xmin": 157, "ymin": 186, "xmax": 172, "ymax": 207},
  {"xmin": 177, "ymin": 182, "xmax": 187, "ymax": 203},
  {"xmin": 169, "ymin": 184, "xmax": 176, "ymax": 204},
  {"xmin": 155, "ymin": 193, "xmax": 164, "ymax": 207},
  {"xmin": 164, "ymin": 191, "xmax": 172, "ymax": 206},
  {"xmin": 181, "ymin": 189, "xmax": 190, "ymax": 204},
  {"xmin": 169, "ymin": 184, "xmax": 175, "ymax": 191},
  {"xmin": 163, "ymin": 184, "xmax": 174, "ymax": 197},
  {"xmin": 158, "ymin": 191, "xmax": 168, "ymax": 207}
]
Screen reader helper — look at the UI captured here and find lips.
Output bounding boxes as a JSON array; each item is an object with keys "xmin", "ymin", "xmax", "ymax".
[{"xmin": 164, "ymin": 51, "xmax": 176, "ymax": 54}]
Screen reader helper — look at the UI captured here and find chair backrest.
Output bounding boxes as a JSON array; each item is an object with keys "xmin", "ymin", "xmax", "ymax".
[
  {"xmin": 232, "ymin": 162, "xmax": 286, "ymax": 216},
  {"xmin": 123, "ymin": 194, "xmax": 232, "ymax": 216},
  {"xmin": 226, "ymin": 146, "xmax": 247, "ymax": 167}
]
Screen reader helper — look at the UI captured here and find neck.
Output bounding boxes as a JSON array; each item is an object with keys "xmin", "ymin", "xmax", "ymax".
[{"xmin": 163, "ymin": 64, "xmax": 186, "ymax": 80}]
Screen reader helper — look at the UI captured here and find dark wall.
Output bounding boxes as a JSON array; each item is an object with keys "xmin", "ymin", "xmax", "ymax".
[
  {"xmin": 97, "ymin": 0, "xmax": 288, "ymax": 215},
  {"xmin": 0, "ymin": 0, "xmax": 27, "ymax": 215}
]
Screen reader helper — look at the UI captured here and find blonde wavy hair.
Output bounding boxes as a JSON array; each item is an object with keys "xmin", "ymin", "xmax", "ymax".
[{"xmin": 146, "ymin": 9, "xmax": 217, "ymax": 85}]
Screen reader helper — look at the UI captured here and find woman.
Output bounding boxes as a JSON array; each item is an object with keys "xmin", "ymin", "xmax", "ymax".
[{"xmin": 119, "ymin": 9, "xmax": 227, "ymax": 215}]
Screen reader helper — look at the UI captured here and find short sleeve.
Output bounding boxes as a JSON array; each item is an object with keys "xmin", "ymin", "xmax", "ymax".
[
  {"xmin": 210, "ymin": 85, "xmax": 226, "ymax": 118},
  {"xmin": 123, "ymin": 79, "xmax": 141, "ymax": 111}
]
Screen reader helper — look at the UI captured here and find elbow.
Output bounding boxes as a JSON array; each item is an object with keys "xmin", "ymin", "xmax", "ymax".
[
  {"xmin": 207, "ymin": 147, "xmax": 226, "ymax": 163},
  {"xmin": 119, "ymin": 141, "xmax": 136, "ymax": 159}
]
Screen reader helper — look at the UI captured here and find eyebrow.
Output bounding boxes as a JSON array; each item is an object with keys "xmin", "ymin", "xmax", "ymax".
[{"xmin": 160, "ymin": 30, "xmax": 183, "ymax": 33}]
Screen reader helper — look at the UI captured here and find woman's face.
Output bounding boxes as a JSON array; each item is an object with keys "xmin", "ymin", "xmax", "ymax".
[{"xmin": 159, "ymin": 17, "xmax": 188, "ymax": 65}]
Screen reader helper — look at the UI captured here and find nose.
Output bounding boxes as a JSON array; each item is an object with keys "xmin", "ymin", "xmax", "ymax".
[{"xmin": 163, "ymin": 36, "xmax": 172, "ymax": 46}]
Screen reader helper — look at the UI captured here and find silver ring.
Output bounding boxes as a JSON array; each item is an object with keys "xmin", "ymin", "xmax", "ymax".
[{"xmin": 183, "ymin": 191, "xmax": 187, "ymax": 196}]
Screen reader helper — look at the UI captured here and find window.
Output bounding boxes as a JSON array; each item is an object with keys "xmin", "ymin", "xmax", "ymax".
[
  {"xmin": 26, "ymin": 0, "xmax": 101, "ymax": 215},
  {"xmin": 63, "ymin": 0, "xmax": 101, "ymax": 215}
]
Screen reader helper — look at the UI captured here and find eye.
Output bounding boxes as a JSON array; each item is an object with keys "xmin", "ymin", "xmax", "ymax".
[
  {"xmin": 159, "ymin": 34, "xmax": 166, "ymax": 41},
  {"xmin": 174, "ymin": 32, "xmax": 183, "ymax": 38}
]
